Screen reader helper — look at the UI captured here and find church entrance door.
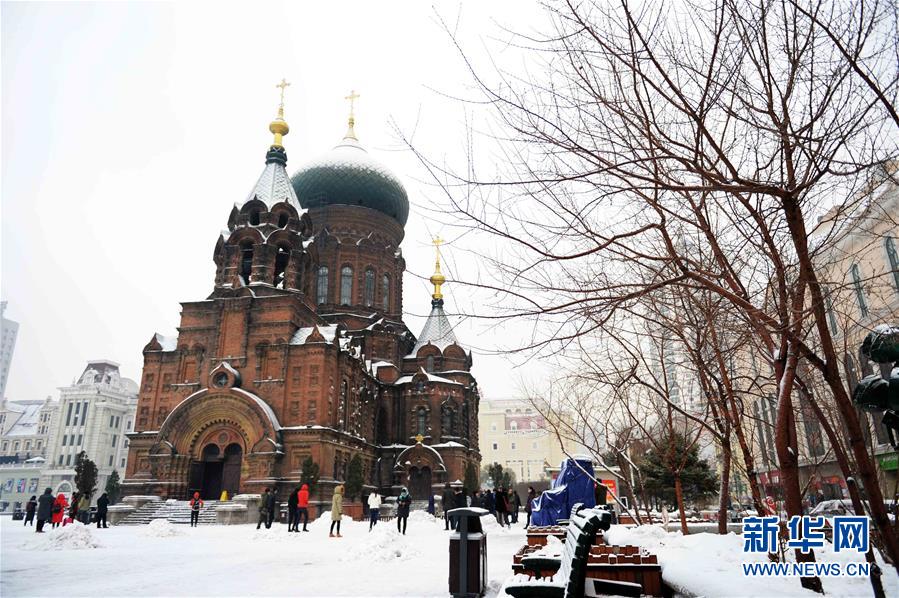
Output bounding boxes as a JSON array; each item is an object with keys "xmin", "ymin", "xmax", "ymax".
[
  {"xmin": 221, "ymin": 443, "xmax": 242, "ymax": 497},
  {"xmin": 409, "ymin": 466, "xmax": 432, "ymax": 500},
  {"xmin": 193, "ymin": 444, "xmax": 223, "ymax": 500}
]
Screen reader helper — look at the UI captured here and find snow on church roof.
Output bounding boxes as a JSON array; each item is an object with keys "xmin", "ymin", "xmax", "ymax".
[
  {"xmin": 241, "ymin": 155, "xmax": 302, "ymax": 211},
  {"xmin": 154, "ymin": 333, "xmax": 178, "ymax": 352},
  {"xmin": 394, "ymin": 368, "xmax": 463, "ymax": 386},
  {"xmin": 289, "ymin": 324, "xmax": 339, "ymax": 345},
  {"xmin": 408, "ymin": 301, "xmax": 461, "ymax": 356}
]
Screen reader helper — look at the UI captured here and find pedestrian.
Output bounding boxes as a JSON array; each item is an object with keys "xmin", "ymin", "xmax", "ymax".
[
  {"xmin": 453, "ymin": 486, "xmax": 465, "ymax": 530},
  {"xmin": 257, "ymin": 488, "xmax": 271, "ymax": 530},
  {"xmin": 189, "ymin": 491, "xmax": 203, "ymax": 527},
  {"xmin": 427, "ymin": 493, "xmax": 435, "ymax": 516},
  {"xmin": 442, "ymin": 483, "xmax": 455, "ymax": 530},
  {"xmin": 78, "ymin": 493, "xmax": 90, "ymax": 524},
  {"xmin": 24, "ymin": 495, "xmax": 37, "ymax": 526},
  {"xmin": 53, "ymin": 492, "xmax": 68, "ymax": 528},
  {"xmin": 67, "ymin": 492, "xmax": 79, "ymax": 526},
  {"xmin": 287, "ymin": 485, "xmax": 299, "ymax": 532},
  {"xmin": 330, "ymin": 485, "xmax": 344, "ymax": 537},
  {"xmin": 297, "ymin": 483, "xmax": 310, "ymax": 532},
  {"xmin": 96, "ymin": 493, "xmax": 109, "ymax": 528},
  {"xmin": 494, "ymin": 487, "xmax": 507, "ymax": 527},
  {"xmin": 36, "ymin": 487, "xmax": 54, "ymax": 533},
  {"xmin": 484, "ymin": 488, "xmax": 495, "ymax": 514},
  {"xmin": 266, "ymin": 488, "xmax": 276, "ymax": 529},
  {"xmin": 525, "ymin": 486, "xmax": 536, "ymax": 528},
  {"xmin": 367, "ymin": 491, "xmax": 381, "ymax": 531},
  {"xmin": 396, "ymin": 487, "xmax": 412, "ymax": 535},
  {"xmin": 511, "ymin": 488, "xmax": 521, "ymax": 524}
]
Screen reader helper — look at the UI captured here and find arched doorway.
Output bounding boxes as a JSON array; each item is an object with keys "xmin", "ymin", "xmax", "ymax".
[
  {"xmin": 222, "ymin": 443, "xmax": 242, "ymax": 497},
  {"xmin": 408, "ymin": 466, "xmax": 432, "ymax": 500},
  {"xmin": 199, "ymin": 444, "xmax": 223, "ymax": 500}
]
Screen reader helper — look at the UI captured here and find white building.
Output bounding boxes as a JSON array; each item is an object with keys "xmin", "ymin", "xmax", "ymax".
[
  {"xmin": 0, "ymin": 302, "xmax": 18, "ymax": 399},
  {"xmin": 39, "ymin": 360, "xmax": 138, "ymax": 503},
  {"xmin": 0, "ymin": 398, "xmax": 57, "ymax": 460}
]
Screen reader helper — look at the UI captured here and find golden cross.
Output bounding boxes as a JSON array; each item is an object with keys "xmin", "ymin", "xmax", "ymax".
[
  {"xmin": 276, "ymin": 78, "xmax": 291, "ymax": 107},
  {"xmin": 415, "ymin": 433, "xmax": 424, "ymax": 444},
  {"xmin": 345, "ymin": 89, "xmax": 360, "ymax": 117}
]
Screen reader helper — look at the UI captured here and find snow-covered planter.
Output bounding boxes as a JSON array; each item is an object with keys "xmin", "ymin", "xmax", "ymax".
[
  {"xmin": 106, "ymin": 504, "xmax": 135, "ymax": 526},
  {"xmin": 216, "ymin": 502, "xmax": 249, "ymax": 525}
]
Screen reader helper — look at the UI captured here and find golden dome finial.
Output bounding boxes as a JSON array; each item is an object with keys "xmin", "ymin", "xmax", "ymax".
[
  {"xmin": 344, "ymin": 89, "xmax": 360, "ymax": 141},
  {"xmin": 269, "ymin": 78, "xmax": 291, "ymax": 147},
  {"xmin": 429, "ymin": 236, "xmax": 446, "ymax": 301}
]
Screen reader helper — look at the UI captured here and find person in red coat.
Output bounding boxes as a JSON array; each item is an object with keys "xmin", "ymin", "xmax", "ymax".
[
  {"xmin": 189, "ymin": 492, "xmax": 204, "ymax": 527},
  {"xmin": 51, "ymin": 493, "xmax": 68, "ymax": 528},
  {"xmin": 296, "ymin": 484, "xmax": 310, "ymax": 532}
]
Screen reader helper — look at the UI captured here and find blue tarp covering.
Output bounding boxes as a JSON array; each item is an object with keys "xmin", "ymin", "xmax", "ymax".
[{"xmin": 530, "ymin": 457, "xmax": 596, "ymax": 526}]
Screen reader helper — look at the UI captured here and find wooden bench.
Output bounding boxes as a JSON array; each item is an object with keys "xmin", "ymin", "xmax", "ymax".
[{"xmin": 505, "ymin": 504, "xmax": 612, "ymax": 598}]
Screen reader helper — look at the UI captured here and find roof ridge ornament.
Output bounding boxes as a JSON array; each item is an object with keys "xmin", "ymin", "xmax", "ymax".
[
  {"xmin": 269, "ymin": 78, "xmax": 291, "ymax": 148},
  {"xmin": 343, "ymin": 89, "xmax": 360, "ymax": 141},
  {"xmin": 430, "ymin": 236, "xmax": 446, "ymax": 303}
]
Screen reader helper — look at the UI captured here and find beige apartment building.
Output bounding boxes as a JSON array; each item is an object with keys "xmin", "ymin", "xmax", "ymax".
[{"xmin": 478, "ymin": 398, "xmax": 580, "ymax": 484}]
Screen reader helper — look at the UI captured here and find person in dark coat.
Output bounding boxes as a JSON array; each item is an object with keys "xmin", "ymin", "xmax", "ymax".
[
  {"xmin": 95, "ymin": 493, "xmax": 109, "ymax": 528},
  {"xmin": 525, "ymin": 486, "xmax": 536, "ymax": 528},
  {"xmin": 24, "ymin": 495, "xmax": 37, "ymax": 526},
  {"xmin": 265, "ymin": 490, "xmax": 276, "ymax": 529},
  {"xmin": 494, "ymin": 487, "xmax": 507, "ymax": 527},
  {"xmin": 396, "ymin": 487, "xmax": 412, "ymax": 535},
  {"xmin": 257, "ymin": 488, "xmax": 272, "ymax": 530},
  {"xmin": 484, "ymin": 488, "xmax": 495, "ymax": 514},
  {"xmin": 287, "ymin": 486, "xmax": 299, "ymax": 532},
  {"xmin": 511, "ymin": 489, "xmax": 522, "ymax": 524},
  {"xmin": 36, "ymin": 488, "xmax": 54, "ymax": 533},
  {"xmin": 441, "ymin": 484, "xmax": 455, "ymax": 530}
]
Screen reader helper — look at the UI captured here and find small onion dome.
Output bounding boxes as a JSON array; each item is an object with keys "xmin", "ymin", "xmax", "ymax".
[{"xmin": 290, "ymin": 137, "xmax": 409, "ymax": 227}]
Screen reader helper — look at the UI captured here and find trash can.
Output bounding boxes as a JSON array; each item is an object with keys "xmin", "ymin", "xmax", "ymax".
[{"xmin": 448, "ymin": 507, "xmax": 488, "ymax": 597}]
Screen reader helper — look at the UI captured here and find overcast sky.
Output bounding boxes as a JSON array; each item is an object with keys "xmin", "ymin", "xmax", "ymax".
[{"xmin": 1, "ymin": 1, "xmax": 553, "ymax": 403}]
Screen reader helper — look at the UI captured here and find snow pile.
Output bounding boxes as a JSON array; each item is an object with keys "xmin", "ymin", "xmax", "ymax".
[
  {"xmin": 408, "ymin": 510, "xmax": 439, "ymax": 525},
  {"xmin": 309, "ymin": 511, "xmax": 353, "ymax": 532},
  {"xmin": 21, "ymin": 522, "xmax": 103, "ymax": 551},
  {"xmin": 340, "ymin": 523, "xmax": 421, "ymax": 563},
  {"xmin": 142, "ymin": 519, "xmax": 183, "ymax": 537},
  {"xmin": 531, "ymin": 533, "xmax": 563, "ymax": 557}
]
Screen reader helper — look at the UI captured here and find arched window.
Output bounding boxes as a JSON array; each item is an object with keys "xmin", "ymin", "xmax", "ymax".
[
  {"xmin": 416, "ymin": 407, "xmax": 427, "ymax": 437},
  {"xmin": 885, "ymin": 236, "xmax": 899, "ymax": 294},
  {"xmin": 850, "ymin": 263, "xmax": 869, "ymax": 318},
  {"xmin": 249, "ymin": 210, "xmax": 261, "ymax": 226},
  {"xmin": 425, "ymin": 355, "xmax": 435, "ymax": 372},
  {"xmin": 239, "ymin": 242, "xmax": 254, "ymax": 285},
  {"xmin": 277, "ymin": 212, "xmax": 289, "ymax": 228},
  {"xmin": 339, "ymin": 381, "xmax": 349, "ymax": 431},
  {"xmin": 824, "ymin": 287, "xmax": 839, "ymax": 335},
  {"xmin": 340, "ymin": 266, "xmax": 353, "ymax": 305},
  {"xmin": 364, "ymin": 268, "xmax": 376, "ymax": 306},
  {"xmin": 274, "ymin": 245, "xmax": 289, "ymax": 289},
  {"xmin": 442, "ymin": 405, "xmax": 456, "ymax": 437},
  {"xmin": 510, "ymin": 421, "xmax": 518, "ymax": 431},
  {"xmin": 381, "ymin": 274, "xmax": 390, "ymax": 311},
  {"xmin": 316, "ymin": 266, "xmax": 329, "ymax": 304}
]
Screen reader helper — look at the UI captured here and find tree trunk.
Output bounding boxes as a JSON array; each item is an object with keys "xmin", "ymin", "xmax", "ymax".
[
  {"xmin": 674, "ymin": 474, "xmax": 689, "ymax": 535},
  {"xmin": 718, "ymin": 440, "xmax": 732, "ymax": 535},
  {"xmin": 798, "ymin": 379, "xmax": 886, "ymax": 598},
  {"xmin": 775, "ymin": 346, "xmax": 823, "ymax": 593},
  {"xmin": 782, "ymin": 195, "xmax": 899, "ymax": 572}
]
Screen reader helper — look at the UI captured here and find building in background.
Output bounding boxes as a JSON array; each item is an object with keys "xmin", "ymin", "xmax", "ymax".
[
  {"xmin": 0, "ymin": 397, "xmax": 57, "ymax": 461},
  {"xmin": 39, "ymin": 360, "xmax": 138, "ymax": 504},
  {"xmin": 479, "ymin": 398, "xmax": 580, "ymax": 484},
  {"xmin": 0, "ymin": 302, "xmax": 18, "ymax": 399}
]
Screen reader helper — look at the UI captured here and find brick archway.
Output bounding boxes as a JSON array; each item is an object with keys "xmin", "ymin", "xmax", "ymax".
[{"xmin": 148, "ymin": 388, "xmax": 282, "ymax": 498}]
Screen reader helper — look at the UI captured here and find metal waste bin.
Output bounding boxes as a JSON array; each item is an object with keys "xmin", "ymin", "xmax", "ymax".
[{"xmin": 448, "ymin": 507, "xmax": 488, "ymax": 597}]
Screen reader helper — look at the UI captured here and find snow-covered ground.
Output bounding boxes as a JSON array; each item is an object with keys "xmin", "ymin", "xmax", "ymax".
[
  {"xmin": 1, "ymin": 511, "xmax": 525, "ymax": 597},
  {"xmin": 605, "ymin": 524, "xmax": 899, "ymax": 598}
]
